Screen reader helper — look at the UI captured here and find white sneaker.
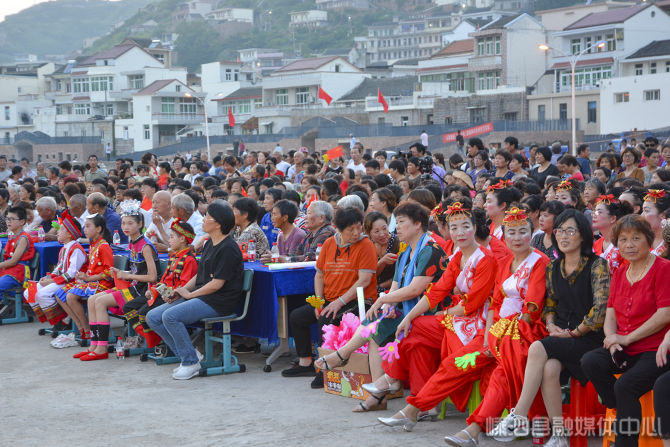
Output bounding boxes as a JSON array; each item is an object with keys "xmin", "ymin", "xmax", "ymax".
[
  {"xmin": 173, "ymin": 350, "xmax": 204, "ymax": 373},
  {"xmin": 172, "ymin": 362, "xmax": 201, "ymax": 380},
  {"xmin": 50, "ymin": 333, "xmax": 68, "ymax": 347},
  {"xmin": 544, "ymin": 434, "xmax": 569, "ymax": 447},
  {"xmin": 486, "ymin": 409, "xmax": 528, "ymax": 442},
  {"xmin": 52, "ymin": 333, "xmax": 79, "ymax": 349}
]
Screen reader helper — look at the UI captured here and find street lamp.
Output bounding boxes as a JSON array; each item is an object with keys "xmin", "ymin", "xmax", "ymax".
[
  {"xmin": 539, "ymin": 40, "xmax": 606, "ymax": 155},
  {"xmin": 184, "ymin": 92, "xmax": 222, "ymax": 161}
]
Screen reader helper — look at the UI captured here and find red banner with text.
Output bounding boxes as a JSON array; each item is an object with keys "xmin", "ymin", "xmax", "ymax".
[{"xmin": 442, "ymin": 122, "xmax": 494, "ymax": 143}]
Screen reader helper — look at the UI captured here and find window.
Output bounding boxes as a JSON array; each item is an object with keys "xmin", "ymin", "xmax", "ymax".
[
  {"xmin": 4, "ymin": 106, "xmax": 9, "ymax": 120},
  {"xmin": 477, "ymin": 71, "xmax": 500, "ymax": 90},
  {"xmin": 335, "ymin": 64, "xmax": 341, "ymax": 73},
  {"xmin": 571, "ymin": 39, "xmax": 581, "ymax": 55},
  {"xmin": 401, "ymin": 116, "xmax": 408, "ymax": 126},
  {"xmin": 175, "ymin": 85, "xmax": 181, "ymax": 92},
  {"xmin": 538, "ymin": 105, "xmax": 546, "ymax": 121},
  {"xmin": 56, "ymin": 105, "xmax": 63, "ymax": 115},
  {"xmin": 651, "ymin": 63, "xmax": 657, "ymax": 74},
  {"xmin": 559, "ymin": 103, "xmax": 567, "ymax": 120},
  {"xmin": 469, "ymin": 107, "xmax": 486, "ymax": 122},
  {"xmin": 72, "ymin": 77, "xmax": 89, "ymax": 94},
  {"xmin": 161, "ymin": 97, "xmax": 175, "ymax": 114},
  {"xmin": 614, "ymin": 92, "xmax": 630, "ymax": 103},
  {"xmin": 180, "ymin": 98, "xmax": 196, "ymax": 115},
  {"xmin": 295, "ymin": 87, "xmax": 310, "ymax": 105},
  {"xmin": 144, "ymin": 125, "xmax": 150, "ymax": 139},
  {"xmin": 606, "ymin": 33, "xmax": 616, "ymax": 52},
  {"xmin": 225, "ymin": 68, "xmax": 232, "ymax": 81},
  {"xmin": 495, "ymin": 36, "xmax": 501, "ymax": 55},
  {"xmin": 90, "ymin": 76, "xmax": 113, "ymax": 92},
  {"xmin": 106, "ymin": 104, "xmax": 113, "ymax": 116},
  {"xmin": 477, "ymin": 39, "xmax": 484, "ymax": 56},
  {"xmin": 560, "ymin": 65, "xmax": 612, "ymax": 89},
  {"xmin": 275, "ymin": 89, "xmax": 288, "ymax": 106},
  {"xmin": 585, "ymin": 37, "xmax": 592, "ymax": 53},
  {"xmin": 644, "ymin": 89, "xmax": 660, "ymax": 101},
  {"xmin": 503, "ymin": 112, "xmax": 517, "ymax": 121},
  {"xmin": 666, "ymin": 62, "xmax": 670, "ymax": 73},
  {"xmin": 74, "ymin": 103, "xmax": 91, "ymax": 115},
  {"xmin": 485, "ymin": 37, "xmax": 493, "ymax": 55},
  {"xmin": 635, "ymin": 64, "xmax": 643, "ymax": 76},
  {"xmin": 129, "ymin": 75, "xmax": 144, "ymax": 89},
  {"xmin": 587, "ymin": 101, "xmax": 597, "ymax": 123}
]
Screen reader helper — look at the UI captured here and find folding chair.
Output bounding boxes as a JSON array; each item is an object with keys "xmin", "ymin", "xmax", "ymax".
[
  {"xmin": 0, "ymin": 251, "xmax": 40, "ymax": 325},
  {"xmin": 199, "ymin": 268, "xmax": 254, "ymax": 377}
]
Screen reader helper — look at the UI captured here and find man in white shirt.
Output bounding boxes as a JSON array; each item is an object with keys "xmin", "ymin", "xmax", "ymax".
[
  {"xmin": 345, "ymin": 146, "xmax": 366, "ymax": 174},
  {"xmin": 420, "ymin": 130, "xmax": 428, "ymax": 149},
  {"xmin": 275, "ymin": 150, "xmax": 291, "ymax": 175},
  {"xmin": 274, "ymin": 143, "xmax": 283, "ymax": 154},
  {"xmin": 171, "ymin": 193, "xmax": 204, "ymax": 244},
  {"xmin": 286, "ymin": 151, "xmax": 305, "ymax": 181},
  {"xmin": 349, "ymin": 134, "xmax": 357, "ymax": 150},
  {"xmin": 0, "ymin": 156, "xmax": 11, "ymax": 180},
  {"xmin": 144, "ymin": 191, "xmax": 173, "ymax": 253}
]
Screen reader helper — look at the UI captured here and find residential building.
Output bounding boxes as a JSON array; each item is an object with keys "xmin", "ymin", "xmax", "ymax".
[
  {"xmin": 212, "ymin": 87, "xmax": 263, "ymax": 134},
  {"xmin": 527, "ymin": 90, "xmax": 600, "ymax": 135},
  {"xmin": 289, "ymin": 10, "xmax": 328, "ymax": 31},
  {"xmin": 206, "ymin": 8, "xmax": 254, "ymax": 23},
  {"xmin": 173, "ymin": 1, "xmax": 213, "ymax": 23},
  {"xmin": 418, "ymin": 39, "xmax": 475, "ymax": 96},
  {"xmin": 433, "ymin": 89, "xmax": 528, "ymax": 124},
  {"xmin": 441, "ymin": 19, "xmax": 484, "ymax": 46},
  {"xmin": 238, "ymin": 49, "xmax": 285, "ymax": 72},
  {"xmin": 315, "ymin": 0, "xmax": 370, "ymax": 11},
  {"xmin": 621, "ymin": 39, "xmax": 670, "ymax": 77},
  {"xmin": 535, "ymin": 1, "xmax": 636, "ymax": 31}
]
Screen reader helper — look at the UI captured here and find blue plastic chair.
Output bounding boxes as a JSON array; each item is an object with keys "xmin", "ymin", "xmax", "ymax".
[{"xmin": 0, "ymin": 250, "xmax": 40, "ymax": 325}]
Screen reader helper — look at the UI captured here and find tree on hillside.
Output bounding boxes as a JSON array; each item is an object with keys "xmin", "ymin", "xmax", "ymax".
[{"xmin": 174, "ymin": 21, "xmax": 223, "ymax": 72}]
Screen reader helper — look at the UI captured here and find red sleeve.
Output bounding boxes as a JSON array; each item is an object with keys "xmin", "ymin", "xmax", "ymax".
[
  {"xmin": 462, "ymin": 254, "xmax": 497, "ymax": 316},
  {"xmin": 655, "ymin": 258, "xmax": 670, "ymax": 308},
  {"xmin": 99, "ymin": 244, "xmax": 114, "ymax": 280},
  {"xmin": 178, "ymin": 256, "xmax": 198, "ymax": 286},
  {"xmin": 491, "ymin": 255, "xmax": 513, "ymax": 312},
  {"xmin": 426, "ymin": 252, "xmax": 461, "ymax": 308},
  {"xmin": 523, "ymin": 254, "xmax": 550, "ymax": 321}
]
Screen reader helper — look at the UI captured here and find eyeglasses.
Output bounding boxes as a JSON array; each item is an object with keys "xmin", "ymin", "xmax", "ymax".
[
  {"xmin": 553, "ymin": 227, "xmax": 578, "ymax": 237},
  {"xmin": 6, "ymin": 217, "xmax": 21, "ymax": 222}
]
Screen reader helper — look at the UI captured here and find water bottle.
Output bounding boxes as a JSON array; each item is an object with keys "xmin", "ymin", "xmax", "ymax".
[
  {"xmin": 247, "ymin": 240, "xmax": 256, "ymax": 262},
  {"xmin": 37, "ymin": 227, "xmax": 45, "ymax": 242},
  {"xmin": 315, "ymin": 244, "xmax": 322, "ymax": 261},
  {"xmin": 113, "ymin": 230, "xmax": 120, "ymax": 246},
  {"xmin": 271, "ymin": 242, "xmax": 280, "ymax": 263},
  {"xmin": 115, "ymin": 337, "xmax": 125, "ymax": 360}
]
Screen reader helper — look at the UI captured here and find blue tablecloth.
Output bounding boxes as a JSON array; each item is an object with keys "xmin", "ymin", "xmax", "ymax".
[{"xmin": 232, "ymin": 262, "xmax": 316, "ymax": 342}]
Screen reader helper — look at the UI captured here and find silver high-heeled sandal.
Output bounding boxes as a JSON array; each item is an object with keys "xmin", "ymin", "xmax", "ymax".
[
  {"xmin": 444, "ymin": 430, "xmax": 479, "ymax": 446},
  {"xmin": 362, "ymin": 373, "xmax": 401, "ymax": 394},
  {"xmin": 377, "ymin": 409, "xmax": 417, "ymax": 432}
]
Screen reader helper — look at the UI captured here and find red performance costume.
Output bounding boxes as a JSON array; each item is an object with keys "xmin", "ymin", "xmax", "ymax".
[{"xmin": 0, "ymin": 230, "xmax": 35, "ymax": 286}]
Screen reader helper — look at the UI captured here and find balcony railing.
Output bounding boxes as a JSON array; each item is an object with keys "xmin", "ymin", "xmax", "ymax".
[
  {"xmin": 365, "ymin": 96, "xmax": 435, "ymax": 110},
  {"xmin": 468, "ymin": 55, "xmax": 502, "ymax": 69},
  {"xmin": 152, "ymin": 113, "xmax": 205, "ymax": 123}
]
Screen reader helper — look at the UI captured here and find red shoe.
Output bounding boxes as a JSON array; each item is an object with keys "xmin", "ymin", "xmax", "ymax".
[
  {"xmin": 80, "ymin": 352, "xmax": 109, "ymax": 361},
  {"xmin": 73, "ymin": 350, "xmax": 92, "ymax": 359}
]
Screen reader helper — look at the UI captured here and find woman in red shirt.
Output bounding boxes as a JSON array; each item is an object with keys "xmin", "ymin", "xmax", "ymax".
[{"xmin": 582, "ymin": 214, "xmax": 670, "ymax": 447}]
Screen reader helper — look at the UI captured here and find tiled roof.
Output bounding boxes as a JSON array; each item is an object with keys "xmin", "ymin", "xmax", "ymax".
[
  {"xmin": 482, "ymin": 14, "xmax": 522, "ymax": 30},
  {"xmin": 564, "ymin": 4, "xmax": 649, "ymax": 30},
  {"xmin": 626, "ymin": 40, "xmax": 670, "ymax": 59},
  {"xmin": 134, "ymin": 79, "xmax": 178, "ymax": 95},
  {"xmin": 79, "ymin": 44, "xmax": 136, "ymax": 66},
  {"xmin": 550, "ymin": 57, "xmax": 614, "ymax": 70},
  {"xmin": 274, "ymin": 56, "xmax": 342, "ymax": 73},
  {"xmin": 431, "ymin": 39, "xmax": 474, "ymax": 59},
  {"xmin": 417, "ymin": 63, "xmax": 468, "ymax": 73},
  {"xmin": 213, "ymin": 87, "xmax": 262, "ymax": 101},
  {"xmin": 338, "ymin": 76, "xmax": 418, "ymax": 101}
]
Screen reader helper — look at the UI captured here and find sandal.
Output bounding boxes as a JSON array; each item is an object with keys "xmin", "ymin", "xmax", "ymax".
[
  {"xmin": 316, "ymin": 350, "xmax": 349, "ymax": 371},
  {"xmin": 352, "ymin": 392, "xmax": 387, "ymax": 412}
]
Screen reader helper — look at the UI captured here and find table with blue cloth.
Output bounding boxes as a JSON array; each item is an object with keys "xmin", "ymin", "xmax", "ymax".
[{"xmin": 237, "ymin": 261, "xmax": 316, "ymax": 372}]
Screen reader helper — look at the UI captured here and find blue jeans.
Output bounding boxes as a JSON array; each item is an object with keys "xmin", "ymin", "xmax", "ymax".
[
  {"xmin": 146, "ymin": 298, "xmax": 218, "ymax": 366},
  {"xmin": 0, "ymin": 275, "xmax": 20, "ymax": 292}
]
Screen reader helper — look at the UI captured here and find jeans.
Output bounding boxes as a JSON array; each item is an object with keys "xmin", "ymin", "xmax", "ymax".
[
  {"xmin": 581, "ymin": 348, "xmax": 669, "ymax": 447},
  {"xmin": 146, "ymin": 298, "xmax": 218, "ymax": 366}
]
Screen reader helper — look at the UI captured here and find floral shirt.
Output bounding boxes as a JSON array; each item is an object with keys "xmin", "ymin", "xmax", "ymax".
[
  {"xmin": 235, "ymin": 222, "xmax": 270, "ymax": 257},
  {"xmin": 287, "ymin": 224, "xmax": 336, "ymax": 262}
]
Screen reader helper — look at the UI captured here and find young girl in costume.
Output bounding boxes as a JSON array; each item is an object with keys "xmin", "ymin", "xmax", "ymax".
[
  {"xmin": 123, "ymin": 219, "xmax": 197, "ymax": 349},
  {"xmin": 0, "ymin": 207, "xmax": 35, "ymax": 291},
  {"xmin": 26, "ymin": 211, "xmax": 87, "ymax": 329},
  {"xmin": 79, "ymin": 200, "xmax": 158, "ymax": 361},
  {"xmin": 58, "ymin": 214, "xmax": 114, "ymax": 347}
]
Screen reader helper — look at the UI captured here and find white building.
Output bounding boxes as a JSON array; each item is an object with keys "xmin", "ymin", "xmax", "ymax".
[
  {"xmin": 535, "ymin": 1, "xmax": 636, "ymax": 31},
  {"xmin": 206, "ymin": 8, "xmax": 254, "ymax": 23},
  {"xmin": 238, "ymin": 48, "xmax": 284, "ymax": 70},
  {"xmin": 315, "ymin": 0, "xmax": 370, "ymax": 11},
  {"xmin": 289, "ymin": 10, "xmax": 328, "ymax": 31},
  {"xmin": 418, "ymin": 39, "xmax": 475, "ymax": 96}
]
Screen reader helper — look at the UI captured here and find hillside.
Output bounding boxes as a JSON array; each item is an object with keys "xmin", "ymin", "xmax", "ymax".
[{"xmin": 0, "ymin": 0, "xmax": 156, "ymax": 63}]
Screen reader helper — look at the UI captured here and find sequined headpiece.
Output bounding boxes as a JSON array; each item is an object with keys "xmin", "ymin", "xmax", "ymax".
[
  {"xmin": 555, "ymin": 180, "xmax": 573, "ymax": 192},
  {"xmin": 596, "ymin": 194, "xmax": 618, "ymax": 206},
  {"xmin": 486, "ymin": 179, "xmax": 513, "ymax": 193},
  {"xmin": 119, "ymin": 199, "xmax": 142, "ymax": 217},
  {"xmin": 502, "ymin": 207, "xmax": 529, "ymax": 227},
  {"xmin": 445, "ymin": 202, "xmax": 472, "ymax": 220},
  {"xmin": 430, "ymin": 203, "xmax": 444, "ymax": 218},
  {"xmin": 644, "ymin": 189, "xmax": 666, "ymax": 203}
]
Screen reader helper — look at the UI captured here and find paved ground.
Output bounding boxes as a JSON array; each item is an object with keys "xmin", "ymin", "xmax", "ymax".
[{"xmin": 1, "ymin": 321, "xmax": 605, "ymax": 447}]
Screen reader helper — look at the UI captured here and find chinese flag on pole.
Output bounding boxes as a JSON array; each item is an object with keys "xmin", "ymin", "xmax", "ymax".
[
  {"xmin": 306, "ymin": 192, "xmax": 319, "ymax": 209},
  {"xmin": 141, "ymin": 195, "xmax": 152, "ymax": 211},
  {"xmin": 318, "ymin": 86, "xmax": 333, "ymax": 105},
  {"xmin": 326, "ymin": 145, "xmax": 344, "ymax": 160},
  {"xmin": 241, "ymin": 188, "xmax": 248, "ymax": 197},
  {"xmin": 377, "ymin": 88, "xmax": 388, "ymax": 113},
  {"xmin": 228, "ymin": 107, "xmax": 235, "ymax": 127}
]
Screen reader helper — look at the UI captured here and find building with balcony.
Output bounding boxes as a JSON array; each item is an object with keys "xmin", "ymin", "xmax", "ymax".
[
  {"xmin": 289, "ymin": 10, "xmax": 328, "ymax": 31},
  {"xmin": 211, "ymin": 87, "xmax": 262, "ymax": 134},
  {"xmin": 418, "ymin": 39, "xmax": 475, "ymax": 96},
  {"xmin": 173, "ymin": 1, "xmax": 213, "ymax": 23},
  {"xmin": 315, "ymin": 0, "xmax": 370, "ymax": 11},
  {"xmin": 206, "ymin": 7, "xmax": 253, "ymax": 23},
  {"xmin": 535, "ymin": 1, "xmax": 636, "ymax": 31}
]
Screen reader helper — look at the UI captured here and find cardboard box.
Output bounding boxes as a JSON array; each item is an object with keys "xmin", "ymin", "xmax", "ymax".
[{"xmin": 317, "ymin": 348, "xmax": 404, "ymax": 401}]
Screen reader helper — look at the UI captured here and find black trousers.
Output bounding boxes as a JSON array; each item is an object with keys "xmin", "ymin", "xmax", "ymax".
[
  {"xmin": 654, "ymin": 370, "xmax": 670, "ymax": 438},
  {"xmin": 581, "ymin": 348, "xmax": 669, "ymax": 447},
  {"xmin": 289, "ymin": 300, "xmax": 359, "ymax": 358}
]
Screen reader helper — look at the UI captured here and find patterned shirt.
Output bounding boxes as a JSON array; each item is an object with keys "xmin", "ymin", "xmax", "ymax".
[
  {"xmin": 235, "ymin": 222, "xmax": 270, "ymax": 256},
  {"xmin": 543, "ymin": 255, "xmax": 609, "ymax": 331},
  {"xmin": 287, "ymin": 224, "xmax": 336, "ymax": 262}
]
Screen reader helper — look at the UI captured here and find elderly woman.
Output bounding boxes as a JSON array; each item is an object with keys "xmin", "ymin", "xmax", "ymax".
[
  {"xmin": 286, "ymin": 200, "xmax": 335, "ymax": 262},
  {"xmin": 147, "ymin": 201, "xmax": 244, "ymax": 380},
  {"xmin": 260, "ymin": 199, "xmax": 305, "ymax": 263},
  {"xmin": 315, "ymin": 203, "xmax": 446, "ymax": 412},
  {"xmin": 490, "ymin": 209, "xmax": 609, "ymax": 446},
  {"xmin": 36, "ymin": 196, "xmax": 59, "ymax": 241},
  {"xmin": 582, "ymin": 215, "xmax": 670, "ymax": 447},
  {"xmin": 364, "ymin": 211, "xmax": 399, "ymax": 292},
  {"xmin": 232, "ymin": 197, "xmax": 269, "ymax": 258},
  {"xmin": 281, "ymin": 207, "xmax": 378, "ymax": 389},
  {"xmin": 616, "ymin": 147, "xmax": 645, "ymax": 183},
  {"xmin": 530, "ymin": 146, "xmax": 559, "ymax": 189}
]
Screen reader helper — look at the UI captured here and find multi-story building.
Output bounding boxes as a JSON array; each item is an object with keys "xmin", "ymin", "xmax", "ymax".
[
  {"xmin": 206, "ymin": 8, "xmax": 254, "ymax": 23},
  {"xmin": 238, "ymin": 48, "xmax": 285, "ymax": 73},
  {"xmin": 173, "ymin": 1, "xmax": 214, "ymax": 23},
  {"xmin": 418, "ymin": 39, "xmax": 475, "ymax": 96},
  {"xmin": 315, "ymin": 0, "xmax": 370, "ymax": 11},
  {"xmin": 535, "ymin": 0, "xmax": 636, "ymax": 31},
  {"xmin": 289, "ymin": 10, "xmax": 328, "ymax": 31}
]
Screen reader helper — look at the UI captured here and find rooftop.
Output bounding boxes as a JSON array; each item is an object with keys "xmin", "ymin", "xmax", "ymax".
[
  {"xmin": 134, "ymin": 79, "xmax": 180, "ymax": 95},
  {"xmin": 274, "ymin": 56, "xmax": 347, "ymax": 73},
  {"xmin": 338, "ymin": 76, "xmax": 418, "ymax": 101},
  {"xmin": 481, "ymin": 14, "xmax": 522, "ymax": 30},
  {"xmin": 626, "ymin": 39, "xmax": 670, "ymax": 59},
  {"xmin": 431, "ymin": 39, "xmax": 475, "ymax": 58},
  {"xmin": 214, "ymin": 86, "xmax": 262, "ymax": 101},
  {"xmin": 564, "ymin": 3, "xmax": 649, "ymax": 30}
]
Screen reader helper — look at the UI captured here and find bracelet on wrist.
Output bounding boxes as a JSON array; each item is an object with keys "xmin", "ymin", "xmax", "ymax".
[
  {"xmin": 338, "ymin": 297, "xmax": 346, "ymax": 306},
  {"xmin": 574, "ymin": 326, "xmax": 584, "ymax": 337}
]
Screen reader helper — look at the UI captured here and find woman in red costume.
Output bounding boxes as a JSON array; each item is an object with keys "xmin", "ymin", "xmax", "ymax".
[
  {"xmin": 641, "ymin": 187, "xmax": 670, "ymax": 256},
  {"xmin": 366, "ymin": 202, "xmax": 496, "ymax": 431},
  {"xmin": 485, "ymin": 180, "xmax": 522, "ymax": 240},
  {"xmin": 443, "ymin": 207, "xmax": 550, "ymax": 446},
  {"xmin": 592, "ymin": 195, "xmax": 632, "ymax": 275}
]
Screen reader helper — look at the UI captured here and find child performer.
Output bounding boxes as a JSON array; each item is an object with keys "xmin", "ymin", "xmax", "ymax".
[{"xmin": 0, "ymin": 207, "xmax": 35, "ymax": 292}]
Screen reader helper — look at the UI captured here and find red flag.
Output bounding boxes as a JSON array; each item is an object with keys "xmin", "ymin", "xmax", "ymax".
[
  {"xmin": 340, "ymin": 178, "xmax": 349, "ymax": 195},
  {"xmin": 141, "ymin": 196, "xmax": 152, "ymax": 211},
  {"xmin": 228, "ymin": 107, "xmax": 235, "ymax": 127},
  {"xmin": 378, "ymin": 88, "xmax": 388, "ymax": 114},
  {"xmin": 306, "ymin": 192, "xmax": 318, "ymax": 209},
  {"xmin": 241, "ymin": 188, "xmax": 248, "ymax": 197},
  {"xmin": 325, "ymin": 146, "xmax": 344, "ymax": 160},
  {"xmin": 318, "ymin": 86, "xmax": 333, "ymax": 105}
]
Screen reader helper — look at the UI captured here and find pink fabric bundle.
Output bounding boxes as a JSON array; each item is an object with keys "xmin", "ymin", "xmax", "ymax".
[{"xmin": 321, "ymin": 313, "xmax": 368, "ymax": 354}]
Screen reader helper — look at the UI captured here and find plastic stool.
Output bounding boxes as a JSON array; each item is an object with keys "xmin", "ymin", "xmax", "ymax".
[
  {"xmin": 439, "ymin": 380, "xmax": 482, "ymax": 419},
  {"xmin": 566, "ymin": 378, "xmax": 606, "ymax": 447},
  {"xmin": 602, "ymin": 374, "xmax": 662, "ymax": 447}
]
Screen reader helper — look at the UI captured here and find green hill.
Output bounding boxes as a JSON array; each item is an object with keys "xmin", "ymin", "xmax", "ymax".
[{"xmin": 0, "ymin": 0, "xmax": 155, "ymax": 63}]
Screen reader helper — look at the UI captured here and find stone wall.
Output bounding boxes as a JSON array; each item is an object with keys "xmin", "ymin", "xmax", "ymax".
[{"xmin": 433, "ymin": 91, "xmax": 527, "ymax": 124}]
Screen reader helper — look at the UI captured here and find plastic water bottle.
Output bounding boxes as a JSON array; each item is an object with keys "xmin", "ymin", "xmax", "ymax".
[
  {"xmin": 115, "ymin": 337, "xmax": 124, "ymax": 360},
  {"xmin": 271, "ymin": 242, "xmax": 280, "ymax": 263},
  {"xmin": 315, "ymin": 244, "xmax": 322, "ymax": 261},
  {"xmin": 247, "ymin": 240, "xmax": 256, "ymax": 262},
  {"xmin": 37, "ymin": 227, "xmax": 45, "ymax": 242},
  {"xmin": 113, "ymin": 230, "xmax": 120, "ymax": 246}
]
